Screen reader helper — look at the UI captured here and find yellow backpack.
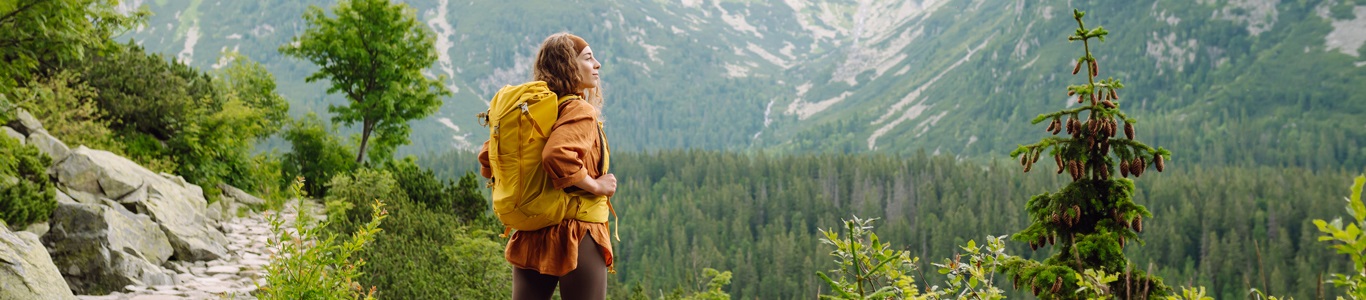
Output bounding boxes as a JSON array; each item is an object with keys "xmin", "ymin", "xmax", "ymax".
[{"xmin": 480, "ymin": 81, "xmax": 616, "ymax": 238}]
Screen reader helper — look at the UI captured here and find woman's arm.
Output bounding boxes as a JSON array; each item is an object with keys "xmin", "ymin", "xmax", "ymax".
[{"xmin": 570, "ymin": 173, "xmax": 616, "ymax": 196}]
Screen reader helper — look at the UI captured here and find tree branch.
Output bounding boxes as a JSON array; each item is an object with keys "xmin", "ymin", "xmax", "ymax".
[{"xmin": 0, "ymin": 0, "xmax": 49, "ymax": 26}]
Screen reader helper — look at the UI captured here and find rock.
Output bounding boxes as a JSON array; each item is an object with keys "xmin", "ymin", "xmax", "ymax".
[
  {"xmin": 205, "ymin": 200, "xmax": 227, "ymax": 223},
  {"xmin": 56, "ymin": 189, "xmax": 77, "ymax": 204},
  {"xmin": 217, "ymin": 183, "xmax": 265, "ymax": 206},
  {"xmin": 43, "ymin": 201, "xmax": 175, "ymax": 294},
  {"xmin": 27, "ymin": 130, "xmax": 71, "ymax": 162},
  {"xmin": 0, "ymin": 223, "xmax": 77, "ymax": 300},
  {"xmin": 65, "ymin": 189, "xmax": 103, "ymax": 205},
  {"xmin": 56, "ymin": 147, "xmax": 227, "ymax": 261},
  {"xmin": 58, "ymin": 147, "xmax": 144, "ymax": 199},
  {"xmin": 7, "ymin": 108, "xmax": 44, "ymax": 136},
  {"xmin": 22, "ymin": 221, "xmax": 49, "ymax": 237},
  {"xmin": 1, "ymin": 126, "xmax": 23, "ymax": 145}
]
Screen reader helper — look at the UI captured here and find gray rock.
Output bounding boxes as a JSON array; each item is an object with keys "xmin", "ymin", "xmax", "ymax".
[
  {"xmin": 7, "ymin": 108, "xmax": 44, "ymax": 136},
  {"xmin": 22, "ymin": 221, "xmax": 49, "ymax": 237},
  {"xmin": 55, "ymin": 146, "xmax": 144, "ymax": 199},
  {"xmin": 205, "ymin": 200, "xmax": 227, "ymax": 223},
  {"xmin": 1, "ymin": 126, "xmax": 23, "ymax": 145},
  {"xmin": 56, "ymin": 189, "xmax": 76, "ymax": 204},
  {"xmin": 0, "ymin": 222, "xmax": 77, "ymax": 300},
  {"xmin": 65, "ymin": 188, "xmax": 104, "ymax": 205},
  {"xmin": 55, "ymin": 147, "xmax": 226, "ymax": 261},
  {"xmin": 217, "ymin": 183, "xmax": 265, "ymax": 205},
  {"xmin": 27, "ymin": 130, "xmax": 70, "ymax": 162},
  {"xmin": 145, "ymin": 179, "xmax": 227, "ymax": 261},
  {"xmin": 43, "ymin": 201, "xmax": 175, "ymax": 294}
]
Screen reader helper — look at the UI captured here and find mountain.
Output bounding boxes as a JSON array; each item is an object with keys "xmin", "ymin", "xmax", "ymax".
[{"xmin": 117, "ymin": 0, "xmax": 1366, "ymax": 168}]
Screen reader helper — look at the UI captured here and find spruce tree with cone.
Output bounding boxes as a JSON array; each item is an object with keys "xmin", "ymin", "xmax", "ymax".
[{"xmin": 999, "ymin": 9, "xmax": 1172, "ymax": 299}]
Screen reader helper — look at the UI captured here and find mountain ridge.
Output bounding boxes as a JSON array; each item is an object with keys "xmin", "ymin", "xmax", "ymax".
[{"xmin": 119, "ymin": 0, "xmax": 1366, "ymax": 168}]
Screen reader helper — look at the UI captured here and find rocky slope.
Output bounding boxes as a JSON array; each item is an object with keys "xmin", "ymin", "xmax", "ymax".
[{"xmin": 1, "ymin": 110, "xmax": 315, "ymax": 299}]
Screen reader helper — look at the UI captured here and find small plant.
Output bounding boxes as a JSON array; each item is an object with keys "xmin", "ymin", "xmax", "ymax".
[
  {"xmin": 817, "ymin": 216, "xmax": 928, "ymax": 300},
  {"xmin": 930, "ymin": 236, "xmax": 1012, "ymax": 300},
  {"xmin": 1314, "ymin": 174, "xmax": 1366, "ymax": 298},
  {"xmin": 258, "ymin": 177, "xmax": 385, "ymax": 300},
  {"xmin": 683, "ymin": 268, "xmax": 734, "ymax": 300}
]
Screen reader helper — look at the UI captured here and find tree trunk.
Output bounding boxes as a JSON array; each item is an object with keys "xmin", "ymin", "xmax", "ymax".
[{"xmin": 356, "ymin": 119, "xmax": 374, "ymax": 164}]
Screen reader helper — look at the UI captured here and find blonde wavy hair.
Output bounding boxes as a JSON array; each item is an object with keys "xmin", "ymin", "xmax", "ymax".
[{"xmin": 533, "ymin": 32, "xmax": 603, "ymax": 110}]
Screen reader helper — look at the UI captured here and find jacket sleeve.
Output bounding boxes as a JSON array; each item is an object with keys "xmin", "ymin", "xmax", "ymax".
[
  {"xmin": 478, "ymin": 141, "xmax": 492, "ymax": 179},
  {"xmin": 542, "ymin": 101, "xmax": 597, "ymax": 190}
]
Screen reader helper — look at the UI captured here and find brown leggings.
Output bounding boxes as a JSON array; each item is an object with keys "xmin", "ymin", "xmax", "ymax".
[{"xmin": 512, "ymin": 235, "xmax": 607, "ymax": 300}]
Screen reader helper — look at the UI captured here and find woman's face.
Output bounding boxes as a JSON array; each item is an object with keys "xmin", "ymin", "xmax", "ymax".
[{"xmin": 576, "ymin": 46, "xmax": 601, "ymax": 91}]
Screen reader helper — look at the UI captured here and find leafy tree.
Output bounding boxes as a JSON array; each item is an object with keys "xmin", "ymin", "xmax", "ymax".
[
  {"xmin": 217, "ymin": 51, "xmax": 290, "ymax": 137},
  {"xmin": 0, "ymin": 0, "xmax": 144, "ymax": 94},
  {"xmin": 279, "ymin": 0, "xmax": 448, "ymax": 164},
  {"xmin": 282, "ymin": 113, "xmax": 357, "ymax": 198},
  {"xmin": 1000, "ymin": 9, "xmax": 1172, "ymax": 299}
]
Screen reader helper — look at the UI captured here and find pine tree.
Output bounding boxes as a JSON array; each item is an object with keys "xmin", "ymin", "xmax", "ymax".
[{"xmin": 999, "ymin": 9, "xmax": 1172, "ymax": 299}]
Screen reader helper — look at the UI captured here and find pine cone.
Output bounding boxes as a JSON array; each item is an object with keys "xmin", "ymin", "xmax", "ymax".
[
  {"xmin": 1068, "ymin": 89, "xmax": 1077, "ymax": 96},
  {"xmin": 1120, "ymin": 160, "xmax": 1130, "ymax": 177},
  {"xmin": 1110, "ymin": 89, "xmax": 1118, "ymax": 100},
  {"xmin": 1047, "ymin": 120, "xmax": 1057, "ymax": 133},
  {"xmin": 1155, "ymin": 154, "xmax": 1165, "ymax": 172},
  {"xmin": 1020, "ymin": 154, "xmax": 1028, "ymax": 166},
  {"xmin": 1055, "ymin": 154, "xmax": 1064, "ymax": 174},
  {"xmin": 1024, "ymin": 162, "xmax": 1033, "ymax": 173},
  {"xmin": 1133, "ymin": 216, "xmax": 1143, "ymax": 232},
  {"xmin": 1073, "ymin": 60, "xmax": 1082, "ymax": 75},
  {"xmin": 1091, "ymin": 59, "xmax": 1099, "ymax": 75},
  {"xmin": 1052, "ymin": 276, "xmax": 1063, "ymax": 293},
  {"xmin": 1124, "ymin": 122, "xmax": 1134, "ymax": 140},
  {"xmin": 1102, "ymin": 100, "xmax": 1116, "ymax": 109},
  {"xmin": 1073, "ymin": 206, "xmax": 1082, "ymax": 221},
  {"xmin": 1077, "ymin": 94, "xmax": 1085, "ymax": 103},
  {"xmin": 1119, "ymin": 236, "xmax": 1126, "ymax": 248}
]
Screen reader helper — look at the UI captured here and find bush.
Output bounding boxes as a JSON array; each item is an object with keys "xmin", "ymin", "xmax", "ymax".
[
  {"xmin": 12, "ymin": 70, "xmax": 121, "ymax": 152},
  {"xmin": 283, "ymin": 113, "xmax": 356, "ymax": 198},
  {"xmin": 383, "ymin": 158, "xmax": 487, "ymax": 221},
  {"xmin": 322, "ymin": 163, "xmax": 507, "ymax": 299},
  {"xmin": 323, "ymin": 168, "xmax": 405, "ymax": 234},
  {"xmin": 0, "ymin": 135, "xmax": 56, "ymax": 229}
]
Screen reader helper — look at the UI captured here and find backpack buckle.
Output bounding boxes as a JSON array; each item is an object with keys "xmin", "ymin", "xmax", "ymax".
[{"xmin": 519, "ymin": 102, "xmax": 530, "ymax": 114}]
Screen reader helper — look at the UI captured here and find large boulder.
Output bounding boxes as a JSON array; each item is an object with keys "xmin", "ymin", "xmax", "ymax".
[
  {"xmin": 42, "ymin": 200, "xmax": 176, "ymax": 294},
  {"xmin": 6, "ymin": 108, "xmax": 44, "ymax": 136},
  {"xmin": 55, "ymin": 146, "xmax": 226, "ymax": 261},
  {"xmin": 54, "ymin": 147, "xmax": 142, "ymax": 199},
  {"xmin": 1, "ymin": 223, "xmax": 77, "ymax": 300},
  {"xmin": 27, "ymin": 130, "xmax": 70, "ymax": 162},
  {"xmin": 1, "ymin": 126, "xmax": 23, "ymax": 145}
]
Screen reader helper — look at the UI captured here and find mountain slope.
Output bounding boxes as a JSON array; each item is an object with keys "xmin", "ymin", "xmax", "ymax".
[{"xmin": 119, "ymin": 0, "xmax": 1366, "ymax": 168}]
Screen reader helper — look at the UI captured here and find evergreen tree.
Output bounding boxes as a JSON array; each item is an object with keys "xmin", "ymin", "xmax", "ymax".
[{"xmin": 999, "ymin": 9, "xmax": 1173, "ymax": 299}]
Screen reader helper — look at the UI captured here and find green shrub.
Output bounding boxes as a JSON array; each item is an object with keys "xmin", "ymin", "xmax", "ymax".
[
  {"xmin": 12, "ymin": 70, "xmax": 121, "ymax": 152},
  {"xmin": 323, "ymin": 168, "xmax": 405, "ymax": 234},
  {"xmin": 283, "ymin": 113, "xmax": 356, "ymax": 198},
  {"xmin": 383, "ymin": 158, "xmax": 487, "ymax": 221},
  {"xmin": 358, "ymin": 205, "xmax": 511, "ymax": 299},
  {"xmin": 0, "ymin": 135, "xmax": 56, "ymax": 229}
]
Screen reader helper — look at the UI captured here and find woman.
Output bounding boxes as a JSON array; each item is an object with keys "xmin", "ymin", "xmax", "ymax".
[{"xmin": 478, "ymin": 32, "xmax": 616, "ymax": 300}]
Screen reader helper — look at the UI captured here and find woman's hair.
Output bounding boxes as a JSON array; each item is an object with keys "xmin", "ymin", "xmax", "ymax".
[{"xmin": 533, "ymin": 32, "xmax": 602, "ymax": 109}]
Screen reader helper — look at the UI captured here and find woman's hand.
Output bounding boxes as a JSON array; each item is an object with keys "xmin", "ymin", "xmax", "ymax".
[{"xmin": 572, "ymin": 173, "xmax": 617, "ymax": 196}]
